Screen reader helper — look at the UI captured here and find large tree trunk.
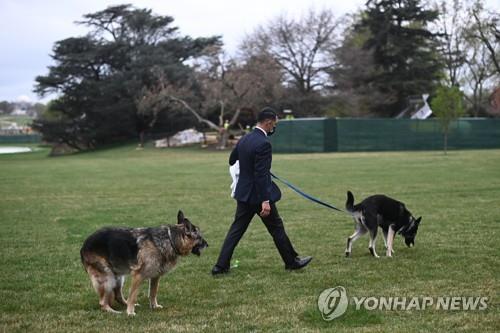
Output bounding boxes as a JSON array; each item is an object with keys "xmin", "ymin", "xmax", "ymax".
[
  {"xmin": 138, "ymin": 131, "xmax": 145, "ymax": 148},
  {"xmin": 218, "ymin": 130, "xmax": 230, "ymax": 150},
  {"xmin": 169, "ymin": 96, "xmax": 220, "ymax": 131},
  {"xmin": 217, "ymin": 106, "xmax": 241, "ymax": 150}
]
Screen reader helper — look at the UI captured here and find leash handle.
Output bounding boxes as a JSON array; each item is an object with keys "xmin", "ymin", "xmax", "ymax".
[{"xmin": 270, "ymin": 172, "xmax": 344, "ymax": 213}]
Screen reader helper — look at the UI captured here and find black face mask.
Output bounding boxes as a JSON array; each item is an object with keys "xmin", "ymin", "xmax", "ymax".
[{"xmin": 267, "ymin": 125, "xmax": 276, "ymax": 136}]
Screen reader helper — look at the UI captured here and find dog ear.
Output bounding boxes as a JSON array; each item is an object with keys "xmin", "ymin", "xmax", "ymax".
[
  {"xmin": 177, "ymin": 210, "xmax": 185, "ymax": 224},
  {"xmin": 178, "ymin": 224, "xmax": 194, "ymax": 238},
  {"xmin": 415, "ymin": 216, "xmax": 422, "ymax": 224}
]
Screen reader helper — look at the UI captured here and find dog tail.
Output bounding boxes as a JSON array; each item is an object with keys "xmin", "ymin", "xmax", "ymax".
[{"xmin": 346, "ymin": 191, "xmax": 355, "ymax": 212}]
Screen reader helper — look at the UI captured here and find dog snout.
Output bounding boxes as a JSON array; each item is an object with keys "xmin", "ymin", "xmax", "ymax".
[
  {"xmin": 405, "ymin": 238, "xmax": 415, "ymax": 247},
  {"xmin": 191, "ymin": 235, "xmax": 208, "ymax": 256}
]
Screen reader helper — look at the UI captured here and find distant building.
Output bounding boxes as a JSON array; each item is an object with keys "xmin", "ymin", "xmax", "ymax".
[
  {"xmin": 12, "ymin": 108, "xmax": 28, "ymax": 116},
  {"xmin": 489, "ymin": 87, "xmax": 500, "ymax": 116},
  {"xmin": 396, "ymin": 94, "xmax": 433, "ymax": 119}
]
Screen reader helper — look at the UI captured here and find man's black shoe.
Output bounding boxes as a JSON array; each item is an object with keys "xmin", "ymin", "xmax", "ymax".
[
  {"xmin": 211, "ymin": 265, "xmax": 229, "ymax": 276},
  {"xmin": 285, "ymin": 256, "xmax": 313, "ymax": 270}
]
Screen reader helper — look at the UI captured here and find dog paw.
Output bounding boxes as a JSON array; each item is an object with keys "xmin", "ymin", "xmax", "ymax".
[
  {"xmin": 103, "ymin": 306, "xmax": 121, "ymax": 314},
  {"xmin": 127, "ymin": 311, "xmax": 136, "ymax": 316},
  {"xmin": 345, "ymin": 252, "xmax": 351, "ymax": 257},
  {"xmin": 151, "ymin": 304, "xmax": 163, "ymax": 310},
  {"xmin": 385, "ymin": 247, "xmax": 395, "ymax": 254}
]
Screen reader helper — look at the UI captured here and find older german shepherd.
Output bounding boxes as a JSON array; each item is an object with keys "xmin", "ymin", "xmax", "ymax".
[{"xmin": 80, "ymin": 210, "xmax": 208, "ymax": 316}]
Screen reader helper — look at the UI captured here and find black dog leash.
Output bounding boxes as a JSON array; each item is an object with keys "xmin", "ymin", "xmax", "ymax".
[{"xmin": 270, "ymin": 172, "xmax": 345, "ymax": 213}]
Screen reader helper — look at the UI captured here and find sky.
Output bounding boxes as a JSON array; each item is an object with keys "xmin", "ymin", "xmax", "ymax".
[
  {"xmin": 0, "ymin": 0, "xmax": 498, "ymax": 103},
  {"xmin": 0, "ymin": 0, "xmax": 367, "ymax": 103}
]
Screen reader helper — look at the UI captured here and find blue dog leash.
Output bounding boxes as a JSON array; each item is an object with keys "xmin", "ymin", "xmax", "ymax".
[{"xmin": 270, "ymin": 172, "xmax": 344, "ymax": 213}]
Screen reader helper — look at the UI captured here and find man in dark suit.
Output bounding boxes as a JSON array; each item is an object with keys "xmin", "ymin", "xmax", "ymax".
[{"xmin": 212, "ymin": 107, "xmax": 312, "ymax": 275}]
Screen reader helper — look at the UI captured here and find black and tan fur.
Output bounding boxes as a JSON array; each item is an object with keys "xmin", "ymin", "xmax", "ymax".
[
  {"xmin": 345, "ymin": 191, "xmax": 422, "ymax": 258},
  {"xmin": 80, "ymin": 210, "xmax": 208, "ymax": 315}
]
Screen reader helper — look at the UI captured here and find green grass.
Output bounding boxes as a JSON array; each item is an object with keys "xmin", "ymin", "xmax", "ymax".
[{"xmin": 0, "ymin": 145, "xmax": 499, "ymax": 332}]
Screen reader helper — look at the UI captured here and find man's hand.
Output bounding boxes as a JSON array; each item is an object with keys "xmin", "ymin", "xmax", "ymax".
[{"xmin": 260, "ymin": 201, "xmax": 271, "ymax": 217}]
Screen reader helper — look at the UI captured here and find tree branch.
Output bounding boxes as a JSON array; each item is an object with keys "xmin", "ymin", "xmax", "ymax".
[{"xmin": 168, "ymin": 96, "xmax": 220, "ymax": 131}]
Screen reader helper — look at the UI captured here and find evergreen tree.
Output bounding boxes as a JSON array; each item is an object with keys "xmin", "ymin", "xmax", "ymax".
[
  {"xmin": 34, "ymin": 5, "xmax": 219, "ymax": 150},
  {"xmin": 357, "ymin": 0, "xmax": 442, "ymax": 116}
]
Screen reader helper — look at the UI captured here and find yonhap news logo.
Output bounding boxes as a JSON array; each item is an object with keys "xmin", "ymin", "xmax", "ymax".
[
  {"xmin": 317, "ymin": 286, "xmax": 489, "ymax": 321},
  {"xmin": 317, "ymin": 286, "xmax": 349, "ymax": 321}
]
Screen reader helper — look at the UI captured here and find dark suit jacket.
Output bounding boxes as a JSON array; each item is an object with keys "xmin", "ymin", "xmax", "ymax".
[{"xmin": 229, "ymin": 128, "xmax": 281, "ymax": 204}]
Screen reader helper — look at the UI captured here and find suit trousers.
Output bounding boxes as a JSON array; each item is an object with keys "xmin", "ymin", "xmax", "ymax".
[{"xmin": 215, "ymin": 201, "xmax": 298, "ymax": 269}]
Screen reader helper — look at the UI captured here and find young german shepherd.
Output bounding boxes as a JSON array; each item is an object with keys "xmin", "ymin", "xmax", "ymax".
[
  {"xmin": 80, "ymin": 210, "xmax": 208, "ymax": 316},
  {"xmin": 345, "ymin": 191, "xmax": 421, "ymax": 258}
]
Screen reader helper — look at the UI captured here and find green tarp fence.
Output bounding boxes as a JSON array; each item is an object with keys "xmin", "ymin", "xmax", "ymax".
[
  {"xmin": 270, "ymin": 118, "xmax": 500, "ymax": 153},
  {"xmin": 0, "ymin": 134, "xmax": 41, "ymax": 143}
]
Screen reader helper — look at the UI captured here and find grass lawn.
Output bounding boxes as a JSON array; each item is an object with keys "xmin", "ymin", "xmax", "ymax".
[{"xmin": 0, "ymin": 145, "xmax": 499, "ymax": 332}]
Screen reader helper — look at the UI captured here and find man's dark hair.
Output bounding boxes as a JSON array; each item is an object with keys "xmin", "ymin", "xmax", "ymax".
[{"xmin": 257, "ymin": 107, "xmax": 278, "ymax": 122}]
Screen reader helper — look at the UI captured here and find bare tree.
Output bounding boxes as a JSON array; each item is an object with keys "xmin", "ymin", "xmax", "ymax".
[
  {"xmin": 136, "ymin": 74, "xmax": 240, "ymax": 149},
  {"xmin": 431, "ymin": 0, "xmax": 498, "ymax": 117},
  {"xmin": 459, "ymin": 1, "xmax": 499, "ymax": 116},
  {"xmin": 241, "ymin": 8, "xmax": 339, "ymax": 95},
  {"xmin": 469, "ymin": 2, "xmax": 500, "ymax": 75},
  {"xmin": 434, "ymin": 0, "xmax": 467, "ymax": 87},
  {"xmin": 233, "ymin": 53, "xmax": 285, "ymax": 112},
  {"xmin": 462, "ymin": 35, "xmax": 497, "ymax": 116},
  {"xmin": 137, "ymin": 47, "xmax": 282, "ymax": 149}
]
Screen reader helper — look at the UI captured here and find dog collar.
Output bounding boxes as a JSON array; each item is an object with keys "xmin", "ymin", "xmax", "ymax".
[{"xmin": 167, "ymin": 227, "xmax": 181, "ymax": 256}]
